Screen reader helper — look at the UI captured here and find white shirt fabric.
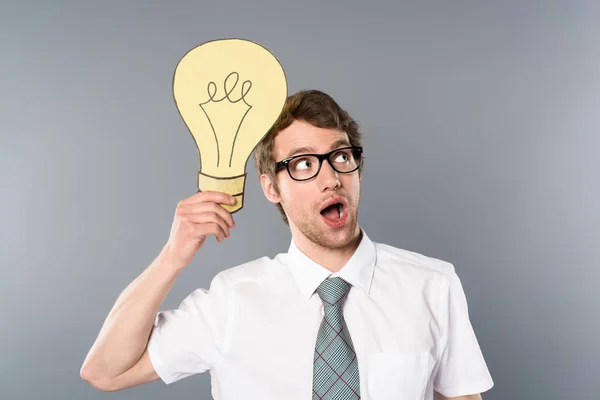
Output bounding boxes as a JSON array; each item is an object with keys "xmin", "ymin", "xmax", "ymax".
[{"xmin": 147, "ymin": 229, "xmax": 494, "ymax": 399}]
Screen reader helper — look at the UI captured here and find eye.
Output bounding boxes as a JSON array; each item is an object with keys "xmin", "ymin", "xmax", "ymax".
[
  {"xmin": 333, "ymin": 151, "xmax": 350, "ymax": 163},
  {"xmin": 292, "ymin": 157, "xmax": 312, "ymax": 171}
]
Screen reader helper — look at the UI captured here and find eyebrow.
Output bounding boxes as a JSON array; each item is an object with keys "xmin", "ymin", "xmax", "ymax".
[{"xmin": 284, "ymin": 138, "xmax": 351, "ymax": 159}]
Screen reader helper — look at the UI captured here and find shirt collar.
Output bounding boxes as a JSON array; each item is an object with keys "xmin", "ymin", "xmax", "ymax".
[{"xmin": 285, "ymin": 228, "xmax": 377, "ymax": 299}]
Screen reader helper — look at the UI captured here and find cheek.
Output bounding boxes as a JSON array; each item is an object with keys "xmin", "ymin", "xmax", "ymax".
[
  {"xmin": 344, "ymin": 175, "xmax": 361, "ymax": 193},
  {"xmin": 280, "ymin": 182, "xmax": 314, "ymax": 208}
]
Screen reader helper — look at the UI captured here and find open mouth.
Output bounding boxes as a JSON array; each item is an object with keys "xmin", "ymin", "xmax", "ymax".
[{"xmin": 320, "ymin": 202, "xmax": 345, "ymax": 221}]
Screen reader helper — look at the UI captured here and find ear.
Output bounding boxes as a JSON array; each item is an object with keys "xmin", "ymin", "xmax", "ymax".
[{"xmin": 260, "ymin": 173, "xmax": 281, "ymax": 204}]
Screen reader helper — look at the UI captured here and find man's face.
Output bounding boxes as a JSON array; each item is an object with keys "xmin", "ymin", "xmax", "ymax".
[{"xmin": 264, "ymin": 120, "xmax": 361, "ymax": 249}]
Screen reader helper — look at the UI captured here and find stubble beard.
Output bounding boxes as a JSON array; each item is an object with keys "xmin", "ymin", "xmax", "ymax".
[{"xmin": 291, "ymin": 199, "xmax": 360, "ymax": 251}]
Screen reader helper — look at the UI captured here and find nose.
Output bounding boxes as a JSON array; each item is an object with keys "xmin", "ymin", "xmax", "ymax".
[{"xmin": 318, "ymin": 159, "xmax": 340, "ymax": 191}]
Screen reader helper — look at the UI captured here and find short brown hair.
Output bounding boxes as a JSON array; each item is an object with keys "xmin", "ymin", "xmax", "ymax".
[{"xmin": 253, "ymin": 89, "xmax": 363, "ymax": 224}]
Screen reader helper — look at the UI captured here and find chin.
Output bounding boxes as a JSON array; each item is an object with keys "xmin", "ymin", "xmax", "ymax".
[{"xmin": 296, "ymin": 212, "xmax": 359, "ymax": 250}]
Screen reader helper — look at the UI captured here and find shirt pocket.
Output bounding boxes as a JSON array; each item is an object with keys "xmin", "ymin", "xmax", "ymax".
[{"xmin": 366, "ymin": 350, "xmax": 434, "ymax": 400}]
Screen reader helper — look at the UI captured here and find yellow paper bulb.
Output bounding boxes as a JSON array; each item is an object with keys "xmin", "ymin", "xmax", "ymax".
[{"xmin": 173, "ymin": 38, "xmax": 288, "ymax": 213}]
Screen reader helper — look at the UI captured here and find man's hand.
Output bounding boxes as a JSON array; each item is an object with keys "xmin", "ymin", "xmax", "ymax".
[
  {"xmin": 435, "ymin": 391, "xmax": 482, "ymax": 400},
  {"xmin": 161, "ymin": 190, "xmax": 236, "ymax": 270}
]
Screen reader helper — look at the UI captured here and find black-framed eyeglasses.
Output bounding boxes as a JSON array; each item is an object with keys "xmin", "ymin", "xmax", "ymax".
[{"xmin": 275, "ymin": 146, "xmax": 363, "ymax": 181}]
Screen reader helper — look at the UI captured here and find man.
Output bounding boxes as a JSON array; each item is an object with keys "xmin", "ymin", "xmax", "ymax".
[{"xmin": 80, "ymin": 90, "xmax": 494, "ymax": 399}]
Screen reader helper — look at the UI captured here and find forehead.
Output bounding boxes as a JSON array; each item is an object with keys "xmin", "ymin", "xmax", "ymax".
[{"xmin": 273, "ymin": 120, "xmax": 350, "ymax": 160}]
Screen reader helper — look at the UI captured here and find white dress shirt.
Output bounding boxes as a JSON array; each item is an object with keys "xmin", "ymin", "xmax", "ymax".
[{"xmin": 147, "ymin": 229, "xmax": 494, "ymax": 399}]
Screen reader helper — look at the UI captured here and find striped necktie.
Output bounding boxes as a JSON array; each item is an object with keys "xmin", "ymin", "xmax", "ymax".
[{"xmin": 313, "ymin": 277, "xmax": 361, "ymax": 399}]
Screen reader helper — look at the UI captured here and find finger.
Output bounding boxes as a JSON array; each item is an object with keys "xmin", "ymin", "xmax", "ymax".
[
  {"xmin": 181, "ymin": 190, "xmax": 236, "ymax": 206},
  {"xmin": 180, "ymin": 201, "xmax": 235, "ymax": 228},
  {"xmin": 195, "ymin": 222, "xmax": 227, "ymax": 242},
  {"xmin": 184, "ymin": 212, "xmax": 230, "ymax": 238},
  {"xmin": 207, "ymin": 201, "xmax": 235, "ymax": 228}
]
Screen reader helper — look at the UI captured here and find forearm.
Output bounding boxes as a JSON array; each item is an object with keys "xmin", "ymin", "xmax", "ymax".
[{"xmin": 81, "ymin": 248, "xmax": 182, "ymax": 381}]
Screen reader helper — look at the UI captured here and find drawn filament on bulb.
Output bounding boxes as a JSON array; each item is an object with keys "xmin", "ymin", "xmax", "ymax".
[{"xmin": 198, "ymin": 72, "xmax": 253, "ymax": 168}]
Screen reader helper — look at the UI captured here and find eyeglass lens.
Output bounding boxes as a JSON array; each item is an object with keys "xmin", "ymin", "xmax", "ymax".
[{"xmin": 288, "ymin": 148, "xmax": 360, "ymax": 180}]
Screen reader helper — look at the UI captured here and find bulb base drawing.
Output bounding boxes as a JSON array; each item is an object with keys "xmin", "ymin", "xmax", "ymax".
[{"xmin": 197, "ymin": 171, "xmax": 246, "ymax": 213}]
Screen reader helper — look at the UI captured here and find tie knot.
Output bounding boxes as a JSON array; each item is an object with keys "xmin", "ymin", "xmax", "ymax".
[{"xmin": 316, "ymin": 277, "xmax": 351, "ymax": 308}]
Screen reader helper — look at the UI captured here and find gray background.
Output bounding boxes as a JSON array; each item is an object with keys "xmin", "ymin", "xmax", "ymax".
[{"xmin": 1, "ymin": 1, "xmax": 598, "ymax": 399}]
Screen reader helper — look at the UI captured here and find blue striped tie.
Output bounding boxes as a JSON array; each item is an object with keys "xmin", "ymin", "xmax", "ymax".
[{"xmin": 313, "ymin": 277, "xmax": 361, "ymax": 399}]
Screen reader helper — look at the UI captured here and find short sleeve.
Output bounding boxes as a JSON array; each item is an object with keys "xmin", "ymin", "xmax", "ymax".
[
  {"xmin": 147, "ymin": 271, "xmax": 232, "ymax": 384},
  {"xmin": 432, "ymin": 266, "xmax": 494, "ymax": 397}
]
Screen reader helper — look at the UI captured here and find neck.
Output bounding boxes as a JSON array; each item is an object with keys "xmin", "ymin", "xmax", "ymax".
[{"xmin": 292, "ymin": 226, "xmax": 363, "ymax": 273}]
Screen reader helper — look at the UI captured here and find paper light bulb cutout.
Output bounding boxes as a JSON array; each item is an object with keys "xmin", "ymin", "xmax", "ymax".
[{"xmin": 173, "ymin": 38, "xmax": 288, "ymax": 213}]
